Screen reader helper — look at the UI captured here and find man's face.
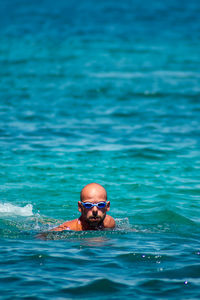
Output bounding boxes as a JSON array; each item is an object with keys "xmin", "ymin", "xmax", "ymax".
[{"xmin": 78, "ymin": 186, "xmax": 110, "ymax": 227}]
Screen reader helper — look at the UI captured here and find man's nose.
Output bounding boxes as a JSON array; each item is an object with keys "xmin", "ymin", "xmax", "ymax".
[{"xmin": 92, "ymin": 206, "xmax": 98, "ymax": 216}]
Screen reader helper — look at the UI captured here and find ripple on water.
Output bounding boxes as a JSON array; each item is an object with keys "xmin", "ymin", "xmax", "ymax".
[{"xmin": 59, "ymin": 278, "xmax": 128, "ymax": 296}]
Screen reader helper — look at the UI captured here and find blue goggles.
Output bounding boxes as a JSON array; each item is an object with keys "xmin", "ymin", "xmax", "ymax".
[{"xmin": 81, "ymin": 201, "xmax": 107, "ymax": 209}]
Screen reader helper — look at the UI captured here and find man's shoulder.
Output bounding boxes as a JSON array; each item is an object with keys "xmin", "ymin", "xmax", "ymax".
[
  {"xmin": 51, "ymin": 219, "xmax": 81, "ymax": 231},
  {"xmin": 104, "ymin": 215, "xmax": 115, "ymax": 228}
]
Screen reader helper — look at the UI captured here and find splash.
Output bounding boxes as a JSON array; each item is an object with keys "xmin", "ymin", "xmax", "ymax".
[{"xmin": 0, "ymin": 203, "xmax": 33, "ymax": 217}]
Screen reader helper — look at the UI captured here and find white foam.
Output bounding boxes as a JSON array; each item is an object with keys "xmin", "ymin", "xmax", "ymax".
[{"xmin": 0, "ymin": 203, "xmax": 33, "ymax": 216}]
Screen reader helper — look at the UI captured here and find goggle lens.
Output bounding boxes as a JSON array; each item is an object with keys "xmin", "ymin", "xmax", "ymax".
[
  {"xmin": 97, "ymin": 202, "xmax": 107, "ymax": 208},
  {"xmin": 84, "ymin": 203, "xmax": 93, "ymax": 209}
]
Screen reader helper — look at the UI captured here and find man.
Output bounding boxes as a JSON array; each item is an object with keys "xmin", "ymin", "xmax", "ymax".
[{"xmin": 51, "ymin": 183, "xmax": 115, "ymax": 231}]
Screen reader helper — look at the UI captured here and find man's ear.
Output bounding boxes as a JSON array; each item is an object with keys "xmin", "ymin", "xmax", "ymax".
[
  {"xmin": 78, "ymin": 201, "xmax": 82, "ymax": 213},
  {"xmin": 106, "ymin": 201, "xmax": 110, "ymax": 212}
]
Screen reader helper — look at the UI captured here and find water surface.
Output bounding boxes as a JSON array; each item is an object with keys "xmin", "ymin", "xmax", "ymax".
[{"xmin": 0, "ymin": 0, "xmax": 200, "ymax": 299}]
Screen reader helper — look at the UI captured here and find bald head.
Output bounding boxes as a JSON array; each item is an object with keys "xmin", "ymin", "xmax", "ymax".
[{"xmin": 80, "ymin": 183, "xmax": 107, "ymax": 202}]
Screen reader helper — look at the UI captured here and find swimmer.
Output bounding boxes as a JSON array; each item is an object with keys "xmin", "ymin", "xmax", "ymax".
[{"xmin": 51, "ymin": 183, "xmax": 115, "ymax": 231}]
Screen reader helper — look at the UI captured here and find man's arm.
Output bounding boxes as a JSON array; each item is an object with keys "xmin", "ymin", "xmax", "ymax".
[{"xmin": 50, "ymin": 219, "xmax": 80, "ymax": 231}]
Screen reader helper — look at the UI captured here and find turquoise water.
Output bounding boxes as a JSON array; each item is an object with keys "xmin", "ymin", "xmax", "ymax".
[{"xmin": 1, "ymin": 0, "xmax": 200, "ymax": 298}]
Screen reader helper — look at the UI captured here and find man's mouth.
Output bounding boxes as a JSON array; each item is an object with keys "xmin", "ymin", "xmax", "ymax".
[{"xmin": 89, "ymin": 216, "xmax": 100, "ymax": 220}]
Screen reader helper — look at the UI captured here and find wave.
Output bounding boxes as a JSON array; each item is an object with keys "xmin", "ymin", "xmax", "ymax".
[
  {"xmin": 0, "ymin": 203, "xmax": 33, "ymax": 217},
  {"xmin": 0, "ymin": 202, "xmax": 63, "ymax": 239},
  {"xmin": 132, "ymin": 208, "xmax": 197, "ymax": 225},
  {"xmin": 60, "ymin": 278, "xmax": 127, "ymax": 295}
]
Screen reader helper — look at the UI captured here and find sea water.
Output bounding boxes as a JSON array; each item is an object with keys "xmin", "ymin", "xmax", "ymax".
[{"xmin": 0, "ymin": 0, "xmax": 200, "ymax": 299}]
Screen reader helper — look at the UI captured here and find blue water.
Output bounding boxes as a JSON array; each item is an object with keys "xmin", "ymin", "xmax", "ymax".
[{"xmin": 1, "ymin": 0, "xmax": 200, "ymax": 298}]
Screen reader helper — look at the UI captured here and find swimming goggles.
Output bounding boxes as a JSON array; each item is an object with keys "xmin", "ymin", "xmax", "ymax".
[{"xmin": 81, "ymin": 201, "xmax": 107, "ymax": 209}]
